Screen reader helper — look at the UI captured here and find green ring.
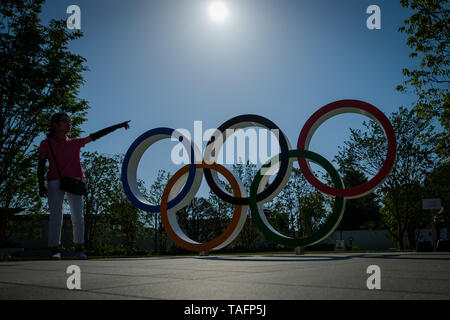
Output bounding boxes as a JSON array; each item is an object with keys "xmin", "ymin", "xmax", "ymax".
[{"xmin": 250, "ymin": 149, "xmax": 346, "ymax": 247}]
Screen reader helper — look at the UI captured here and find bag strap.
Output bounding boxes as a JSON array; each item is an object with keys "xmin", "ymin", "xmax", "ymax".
[{"xmin": 46, "ymin": 139, "xmax": 62, "ymax": 179}]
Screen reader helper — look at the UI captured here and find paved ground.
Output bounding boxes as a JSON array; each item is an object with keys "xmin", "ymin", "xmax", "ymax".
[{"xmin": 0, "ymin": 252, "xmax": 449, "ymax": 300}]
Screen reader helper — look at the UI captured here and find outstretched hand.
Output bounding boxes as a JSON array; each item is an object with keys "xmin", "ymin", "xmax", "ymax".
[{"xmin": 122, "ymin": 120, "xmax": 131, "ymax": 130}]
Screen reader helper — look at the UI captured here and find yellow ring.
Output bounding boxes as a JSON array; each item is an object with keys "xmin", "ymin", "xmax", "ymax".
[{"xmin": 160, "ymin": 162, "xmax": 247, "ymax": 252}]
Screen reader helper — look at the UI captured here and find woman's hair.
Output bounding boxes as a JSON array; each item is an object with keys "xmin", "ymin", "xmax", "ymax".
[{"xmin": 46, "ymin": 112, "xmax": 70, "ymax": 138}]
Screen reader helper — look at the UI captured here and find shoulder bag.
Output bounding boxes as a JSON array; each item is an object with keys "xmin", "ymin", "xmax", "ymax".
[{"xmin": 47, "ymin": 139, "xmax": 87, "ymax": 196}]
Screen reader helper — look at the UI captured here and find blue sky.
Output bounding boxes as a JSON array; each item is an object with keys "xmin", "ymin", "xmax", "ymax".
[{"xmin": 39, "ymin": 0, "xmax": 418, "ymax": 197}]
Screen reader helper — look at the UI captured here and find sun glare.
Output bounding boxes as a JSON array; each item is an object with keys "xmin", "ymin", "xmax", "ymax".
[{"xmin": 208, "ymin": 1, "xmax": 229, "ymax": 23}]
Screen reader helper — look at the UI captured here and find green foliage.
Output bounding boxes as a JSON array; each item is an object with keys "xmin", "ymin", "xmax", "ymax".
[
  {"xmin": 424, "ymin": 161, "xmax": 450, "ymax": 230},
  {"xmin": 337, "ymin": 168, "xmax": 381, "ymax": 231},
  {"xmin": 397, "ymin": 0, "xmax": 449, "ymax": 156},
  {"xmin": 269, "ymin": 168, "xmax": 309, "ymax": 236},
  {"xmin": 82, "ymin": 152, "xmax": 121, "ymax": 252},
  {"xmin": 266, "ymin": 167, "xmax": 333, "ymax": 241},
  {"xmin": 230, "ymin": 161, "xmax": 262, "ymax": 250},
  {"xmin": 144, "ymin": 169, "xmax": 171, "ymax": 253},
  {"xmin": 335, "ymin": 107, "xmax": 439, "ymax": 249},
  {"xmin": 297, "ymin": 191, "xmax": 327, "ymax": 237},
  {"xmin": 108, "ymin": 194, "xmax": 142, "ymax": 256},
  {"xmin": 0, "ymin": 0, "xmax": 89, "ymax": 209},
  {"xmin": 174, "ymin": 161, "xmax": 265, "ymax": 252},
  {"xmin": 81, "ymin": 152, "xmax": 151, "ymax": 256},
  {"xmin": 380, "ymin": 182, "xmax": 427, "ymax": 249},
  {"xmin": 177, "ymin": 197, "xmax": 217, "ymax": 243}
]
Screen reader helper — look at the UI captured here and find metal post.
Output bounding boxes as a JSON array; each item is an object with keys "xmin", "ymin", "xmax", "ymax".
[
  {"xmin": 431, "ymin": 211, "xmax": 437, "ymax": 252},
  {"xmin": 154, "ymin": 214, "xmax": 158, "ymax": 254}
]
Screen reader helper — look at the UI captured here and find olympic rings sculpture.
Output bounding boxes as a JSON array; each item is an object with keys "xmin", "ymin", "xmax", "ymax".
[{"xmin": 122, "ymin": 100, "xmax": 396, "ymax": 252}]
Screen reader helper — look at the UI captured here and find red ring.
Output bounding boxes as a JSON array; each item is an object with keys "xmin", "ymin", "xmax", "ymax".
[{"xmin": 297, "ymin": 100, "xmax": 396, "ymax": 199}]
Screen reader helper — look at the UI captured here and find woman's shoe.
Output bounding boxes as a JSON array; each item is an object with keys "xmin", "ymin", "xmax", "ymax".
[
  {"xmin": 50, "ymin": 247, "xmax": 61, "ymax": 260},
  {"xmin": 51, "ymin": 252, "xmax": 61, "ymax": 260},
  {"xmin": 75, "ymin": 251, "xmax": 87, "ymax": 260}
]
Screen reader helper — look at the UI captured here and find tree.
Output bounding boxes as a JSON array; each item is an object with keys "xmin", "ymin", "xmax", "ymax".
[
  {"xmin": 81, "ymin": 152, "xmax": 122, "ymax": 252},
  {"xmin": 145, "ymin": 169, "xmax": 171, "ymax": 253},
  {"xmin": 204, "ymin": 171, "xmax": 237, "ymax": 251},
  {"xmin": 270, "ymin": 168, "xmax": 308, "ymax": 237},
  {"xmin": 208, "ymin": 185, "xmax": 233, "ymax": 223},
  {"xmin": 107, "ymin": 170, "xmax": 151, "ymax": 256},
  {"xmin": 83, "ymin": 152, "xmax": 151, "ymax": 255},
  {"xmin": 381, "ymin": 182, "xmax": 427, "ymax": 249},
  {"xmin": 397, "ymin": 0, "xmax": 449, "ymax": 156},
  {"xmin": 269, "ymin": 167, "xmax": 332, "ymax": 240},
  {"xmin": 177, "ymin": 197, "xmax": 216, "ymax": 243},
  {"xmin": 336, "ymin": 107, "xmax": 439, "ymax": 249},
  {"xmin": 0, "ymin": 0, "xmax": 89, "ymax": 210},
  {"xmin": 424, "ymin": 161, "xmax": 450, "ymax": 235},
  {"xmin": 297, "ymin": 191, "xmax": 327, "ymax": 237},
  {"xmin": 336, "ymin": 168, "xmax": 381, "ymax": 231},
  {"xmin": 206, "ymin": 160, "xmax": 262, "ymax": 251},
  {"xmin": 108, "ymin": 190, "xmax": 143, "ymax": 256},
  {"xmin": 231, "ymin": 161, "xmax": 262, "ymax": 250}
]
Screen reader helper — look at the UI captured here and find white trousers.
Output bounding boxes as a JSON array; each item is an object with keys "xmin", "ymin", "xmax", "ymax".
[{"xmin": 47, "ymin": 180, "xmax": 85, "ymax": 247}]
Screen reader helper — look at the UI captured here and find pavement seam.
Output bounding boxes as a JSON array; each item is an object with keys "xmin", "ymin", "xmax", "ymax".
[
  {"xmin": 0, "ymin": 280, "xmax": 156, "ymax": 300},
  {"xmin": 199, "ymin": 277, "xmax": 450, "ymax": 298},
  {"xmin": 86, "ymin": 277, "xmax": 450, "ymax": 299}
]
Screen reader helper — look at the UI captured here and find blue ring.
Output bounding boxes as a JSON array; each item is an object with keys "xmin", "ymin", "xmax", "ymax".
[{"xmin": 121, "ymin": 127, "xmax": 197, "ymax": 212}]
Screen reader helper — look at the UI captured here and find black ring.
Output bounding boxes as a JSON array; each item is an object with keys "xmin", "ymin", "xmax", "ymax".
[{"xmin": 203, "ymin": 114, "xmax": 290, "ymax": 205}]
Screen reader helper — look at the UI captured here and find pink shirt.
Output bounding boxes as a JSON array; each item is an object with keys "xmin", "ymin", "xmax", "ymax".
[{"xmin": 39, "ymin": 136, "xmax": 87, "ymax": 181}]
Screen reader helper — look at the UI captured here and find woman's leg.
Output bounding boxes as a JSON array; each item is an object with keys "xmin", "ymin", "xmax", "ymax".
[
  {"xmin": 47, "ymin": 180, "xmax": 65, "ymax": 248},
  {"xmin": 66, "ymin": 191, "xmax": 85, "ymax": 247}
]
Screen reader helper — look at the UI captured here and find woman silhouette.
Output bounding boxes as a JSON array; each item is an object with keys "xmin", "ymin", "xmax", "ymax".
[{"xmin": 38, "ymin": 112, "xmax": 130, "ymax": 260}]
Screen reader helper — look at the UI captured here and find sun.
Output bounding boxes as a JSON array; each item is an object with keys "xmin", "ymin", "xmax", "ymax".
[{"xmin": 208, "ymin": 1, "xmax": 229, "ymax": 23}]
